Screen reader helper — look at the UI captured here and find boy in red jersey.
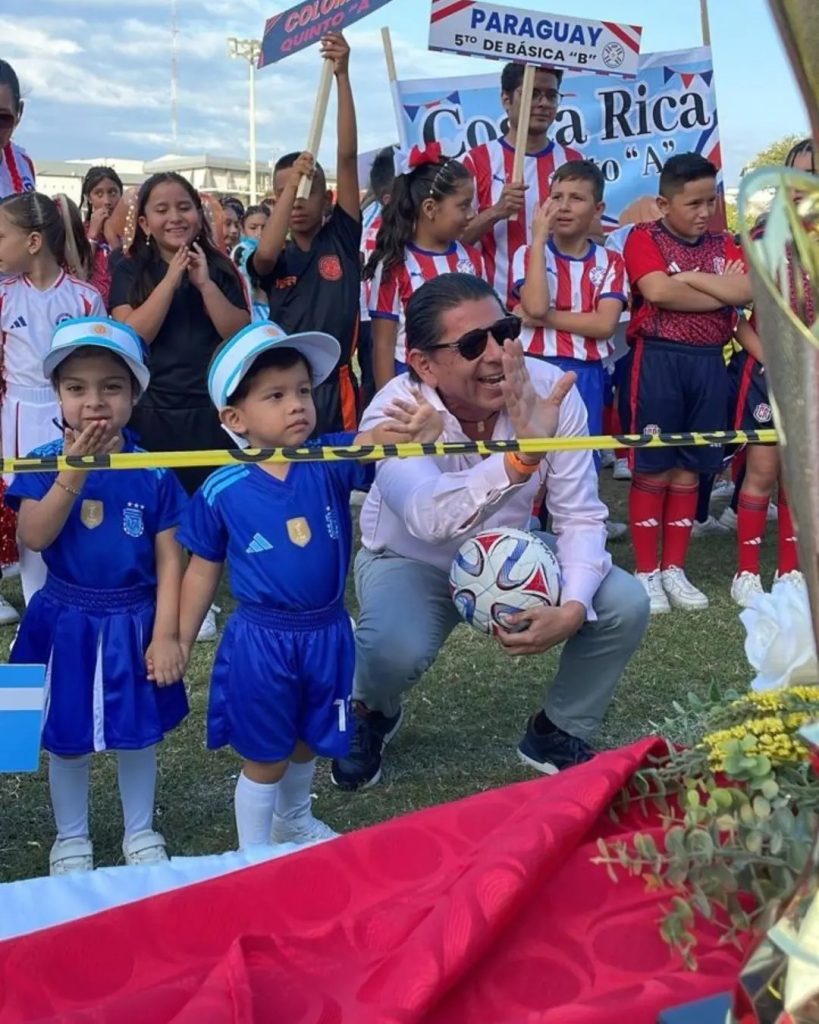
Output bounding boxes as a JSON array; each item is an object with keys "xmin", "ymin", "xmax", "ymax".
[
  {"xmin": 624, "ymin": 153, "xmax": 753, "ymax": 614},
  {"xmin": 462, "ymin": 63, "xmax": 582, "ymax": 308}
]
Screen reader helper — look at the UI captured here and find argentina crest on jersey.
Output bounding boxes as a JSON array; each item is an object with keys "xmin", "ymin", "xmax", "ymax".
[{"xmin": 122, "ymin": 502, "xmax": 145, "ymax": 538}]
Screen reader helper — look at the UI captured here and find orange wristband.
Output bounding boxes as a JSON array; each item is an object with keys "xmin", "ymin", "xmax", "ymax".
[{"xmin": 505, "ymin": 450, "xmax": 540, "ymax": 477}]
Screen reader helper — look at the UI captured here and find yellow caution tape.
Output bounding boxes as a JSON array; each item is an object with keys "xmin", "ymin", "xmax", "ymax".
[{"xmin": 2, "ymin": 429, "xmax": 778, "ymax": 474}]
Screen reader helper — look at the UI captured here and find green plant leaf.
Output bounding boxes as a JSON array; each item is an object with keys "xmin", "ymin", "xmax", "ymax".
[{"xmin": 753, "ymin": 795, "xmax": 772, "ymax": 821}]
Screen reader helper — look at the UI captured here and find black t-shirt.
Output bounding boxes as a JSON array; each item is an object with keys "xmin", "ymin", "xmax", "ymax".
[
  {"xmin": 109, "ymin": 256, "xmax": 247, "ymax": 410},
  {"xmin": 249, "ymin": 205, "xmax": 362, "ymax": 369}
]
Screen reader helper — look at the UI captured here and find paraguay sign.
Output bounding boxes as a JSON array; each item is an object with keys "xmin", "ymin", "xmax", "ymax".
[
  {"xmin": 259, "ymin": 0, "xmax": 396, "ymax": 66},
  {"xmin": 428, "ymin": 0, "xmax": 642, "ymax": 78}
]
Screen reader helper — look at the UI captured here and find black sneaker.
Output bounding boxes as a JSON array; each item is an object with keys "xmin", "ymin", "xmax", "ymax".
[
  {"xmin": 330, "ymin": 703, "xmax": 404, "ymax": 791},
  {"xmin": 517, "ymin": 711, "xmax": 596, "ymax": 775}
]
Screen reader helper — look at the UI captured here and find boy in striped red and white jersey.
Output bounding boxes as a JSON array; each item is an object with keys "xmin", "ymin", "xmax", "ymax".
[
  {"xmin": 462, "ymin": 63, "xmax": 582, "ymax": 309},
  {"xmin": 514, "ymin": 160, "xmax": 628, "ymax": 441}
]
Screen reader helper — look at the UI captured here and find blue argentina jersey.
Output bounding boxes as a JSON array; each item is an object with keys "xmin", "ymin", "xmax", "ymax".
[
  {"xmin": 177, "ymin": 433, "xmax": 372, "ymax": 611},
  {"xmin": 6, "ymin": 435, "xmax": 189, "ymax": 589}
]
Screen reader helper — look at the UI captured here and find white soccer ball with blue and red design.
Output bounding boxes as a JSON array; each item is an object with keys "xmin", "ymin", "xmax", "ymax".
[{"xmin": 449, "ymin": 528, "xmax": 562, "ymax": 635}]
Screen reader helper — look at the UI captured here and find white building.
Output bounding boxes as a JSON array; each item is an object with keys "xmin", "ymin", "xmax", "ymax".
[{"xmin": 33, "ymin": 155, "xmax": 296, "ymax": 206}]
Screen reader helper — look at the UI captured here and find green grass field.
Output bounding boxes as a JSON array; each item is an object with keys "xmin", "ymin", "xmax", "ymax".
[{"xmin": 0, "ymin": 478, "xmax": 769, "ymax": 882}]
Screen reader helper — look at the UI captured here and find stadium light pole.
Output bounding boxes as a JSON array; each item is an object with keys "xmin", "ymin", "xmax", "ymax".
[{"xmin": 227, "ymin": 37, "xmax": 262, "ymax": 204}]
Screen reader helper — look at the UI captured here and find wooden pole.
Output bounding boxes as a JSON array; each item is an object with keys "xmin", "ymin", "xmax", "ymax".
[
  {"xmin": 512, "ymin": 64, "xmax": 536, "ymax": 183},
  {"xmin": 700, "ymin": 0, "xmax": 712, "ymax": 46},
  {"xmin": 381, "ymin": 26, "xmax": 408, "ymax": 150},
  {"xmin": 296, "ymin": 59, "xmax": 335, "ymax": 201}
]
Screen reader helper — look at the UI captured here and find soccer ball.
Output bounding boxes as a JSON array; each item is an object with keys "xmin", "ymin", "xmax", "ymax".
[{"xmin": 449, "ymin": 528, "xmax": 562, "ymax": 636}]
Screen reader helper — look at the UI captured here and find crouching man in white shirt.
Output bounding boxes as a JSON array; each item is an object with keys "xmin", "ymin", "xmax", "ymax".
[{"xmin": 331, "ymin": 273, "xmax": 649, "ymax": 791}]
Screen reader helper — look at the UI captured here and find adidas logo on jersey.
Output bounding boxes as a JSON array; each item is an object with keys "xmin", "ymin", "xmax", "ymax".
[
  {"xmin": 246, "ymin": 533, "xmax": 273, "ymax": 554},
  {"xmin": 9, "ymin": 315, "xmax": 27, "ymax": 329}
]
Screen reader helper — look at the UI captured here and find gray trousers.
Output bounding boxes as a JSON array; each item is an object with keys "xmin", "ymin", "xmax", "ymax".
[{"xmin": 353, "ymin": 534, "xmax": 650, "ymax": 741}]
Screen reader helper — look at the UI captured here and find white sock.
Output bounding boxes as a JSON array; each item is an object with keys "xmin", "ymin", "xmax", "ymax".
[
  {"xmin": 117, "ymin": 746, "xmax": 157, "ymax": 838},
  {"xmin": 49, "ymin": 753, "xmax": 91, "ymax": 840},
  {"xmin": 234, "ymin": 772, "xmax": 277, "ymax": 848},
  {"xmin": 275, "ymin": 759, "xmax": 315, "ymax": 821}
]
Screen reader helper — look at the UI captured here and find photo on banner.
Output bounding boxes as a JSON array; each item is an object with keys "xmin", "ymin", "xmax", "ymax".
[{"xmin": 395, "ymin": 46, "xmax": 723, "ymax": 230}]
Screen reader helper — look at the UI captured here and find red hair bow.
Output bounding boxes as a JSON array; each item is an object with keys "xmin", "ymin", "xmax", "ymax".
[{"xmin": 407, "ymin": 141, "xmax": 444, "ymax": 170}]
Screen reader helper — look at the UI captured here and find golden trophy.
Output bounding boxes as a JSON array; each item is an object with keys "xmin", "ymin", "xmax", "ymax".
[{"xmin": 730, "ymin": 2, "xmax": 819, "ymax": 1020}]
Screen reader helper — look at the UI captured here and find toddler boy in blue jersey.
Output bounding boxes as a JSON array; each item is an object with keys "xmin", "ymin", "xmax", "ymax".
[
  {"xmin": 177, "ymin": 320, "xmax": 442, "ymax": 849},
  {"xmin": 7, "ymin": 317, "xmax": 189, "ymax": 877}
]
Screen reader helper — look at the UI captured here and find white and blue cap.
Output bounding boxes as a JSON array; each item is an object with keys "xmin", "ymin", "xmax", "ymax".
[
  {"xmin": 208, "ymin": 320, "xmax": 340, "ymax": 410},
  {"xmin": 44, "ymin": 318, "xmax": 150, "ymax": 395}
]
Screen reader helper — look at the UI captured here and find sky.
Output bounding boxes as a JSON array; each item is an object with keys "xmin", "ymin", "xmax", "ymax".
[{"xmin": 2, "ymin": 0, "xmax": 811, "ymax": 185}]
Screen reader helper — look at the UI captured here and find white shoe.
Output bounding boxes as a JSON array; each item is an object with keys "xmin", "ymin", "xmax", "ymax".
[
  {"xmin": 635, "ymin": 570, "xmax": 671, "ymax": 615},
  {"xmin": 768, "ymin": 502, "xmax": 779, "ymax": 522},
  {"xmin": 773, "ymin": 569, "xmax": 805, "ymax": 590},
  {"xmin": 196, "ymin": 604, "xmax": 220, "ymax": 642},
  {"xmin": 612, "ymin": 459, "xmax": 632, "ymax": 481},
  {"xmin": 661, "ymin": 566, "xmax": 709, "ymax": 610},
  {"xmin": 3, "ymin": 562, "xmax": 20, "ymax": 579},
  {"xmin": 709, "ymin": 479, "xmax": 735, "ymax": 506},
  {"xmin": 123, "ymin": 829, "xmax": 169, "ymax": 866},
  {"xmin": 600, "ymin": 450, "xmax": 616, "ymax": 469},
  {"xmin": 350, "ymin": 490, "xmax": 366, "ymax": 507},
  {"xmin": 271, "ymin": 813, "xmax": 340, "ymax": 846},
  {"xmin": 50, "ymin": 836, "xmax": 94, "ymax": 876},
  {"xmin": 692, "ymin": 515, "xmax": 730, "ymax": 538},
  {"xmin": 0, "ymin": 594, "xmax": 20, "ymax": 625},
  {"xmin": 731, "ymin": 571, "xmax": 764, "ymax": 607},
  {"xmin": 719, "ymin": 506, "xmax": 738, "ymax": 531},
  {"xmin": 605, "ymin": 520, "xmax": 628, "ymax": 541}
]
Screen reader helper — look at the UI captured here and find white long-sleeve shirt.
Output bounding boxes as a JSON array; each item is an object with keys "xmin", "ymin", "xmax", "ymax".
[{"xmin": 359, "ymin": 359, "xmax": 611, "ymax": 618}]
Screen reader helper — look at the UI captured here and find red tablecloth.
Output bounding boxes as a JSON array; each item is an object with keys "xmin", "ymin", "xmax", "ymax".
[{"xmin": 0, "ymin": 738, "xmax": 743, "ymax": 1023}]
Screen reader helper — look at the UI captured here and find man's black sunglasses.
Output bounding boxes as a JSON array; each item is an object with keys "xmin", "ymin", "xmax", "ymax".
[
  {"xmin": 0, "ymin": 113, "xmax": 16, "ymax": 130},
  {"xmin": 425, "ymin": 315, "xmax": 522, "ymax": 361}
]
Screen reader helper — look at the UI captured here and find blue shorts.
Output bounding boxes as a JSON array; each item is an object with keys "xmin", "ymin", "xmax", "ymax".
[
  {"xmin": 732, "ymin": 351, "xmax": 774, "ymax": 434},
  {"xmin": 541, "ymin": 357, "xmax": 606, "ymax": 438},
  {"xmin": 10, "ymin": 575, "xmax": 188, "ymax": 755},
  {"xmin": 208, "ymin": 600, "xmax": 354, "ymax": 762},
  {"xmin": 629, "ymin": 339, "xmax": 729, "ymax": 474}
]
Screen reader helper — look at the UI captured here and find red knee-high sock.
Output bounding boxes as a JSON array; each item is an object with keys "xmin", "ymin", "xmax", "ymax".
[
  {"xmin": 603, "ymin": 405, "xmax": 615, "ymax": 434},
  {"xmin": 737, "ymin": 492, "xmax": 769, "ymax": 575},
  {"xmin": 778, "ymin": 489, "xmax": 800, "ymax": 574},
  {"xmin": 661, "ymin": 482, "xmax": 698, "ymax": 571},
  {"xmin": 629, "ymin": 475, "xmax": 668, "ymax": 573}
]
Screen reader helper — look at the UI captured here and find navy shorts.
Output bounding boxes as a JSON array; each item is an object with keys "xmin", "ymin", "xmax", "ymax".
[
  {"xmin": 629, "ymin": 339, "xmax": 729, "ymax": 474},
  {"xmin": 732, "ymin": 351, "xmax": 775, "ymax": 434},
  {"xmin": 208, "ymin": 600, "xmax": 354, "ymax": 763}
]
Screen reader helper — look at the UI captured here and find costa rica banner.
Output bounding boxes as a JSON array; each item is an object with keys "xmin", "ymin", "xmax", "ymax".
[{"xmin": 396, "ymin": 46, "xmax": 723, "ymax": 230}]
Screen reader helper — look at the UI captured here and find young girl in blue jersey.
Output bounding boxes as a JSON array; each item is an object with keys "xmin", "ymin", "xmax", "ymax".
[
  {"xmin": 7, "ymin": 318, "xmax": 189, "ymax": 876},
  {"xmin": 177, "ymin": 321, "xmax": 442, "ymax": 848}
]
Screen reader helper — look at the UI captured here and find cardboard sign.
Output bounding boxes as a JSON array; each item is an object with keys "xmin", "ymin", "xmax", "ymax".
[
  {"xmin": 259, "ymin": 0, "xmax": 397, "ymax": 67},
  {"xmin": 428, "ymin": 0, "xmax": 642, "ymax": 78},
  {"xmin": 0, "ymin": 663, "xmax": 46, "ymax": 773}
]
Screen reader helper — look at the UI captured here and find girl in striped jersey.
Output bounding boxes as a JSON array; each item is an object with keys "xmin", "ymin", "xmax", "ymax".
[
  {"xmin": 0, "ymin": 193, "xmax": 105, "ymax": 604},
  {"xmin": 364, "ymin": 145, "xmax": 484, "ymax": 390}
]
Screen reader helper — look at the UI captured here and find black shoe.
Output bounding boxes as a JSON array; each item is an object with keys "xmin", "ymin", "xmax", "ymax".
[
  {"xmin": 331, "ymin": 703, "xmax": 404, "ymax": 791},
  {"xmin": 517, "ymin": 711, "xmax": 596, "ymax": 775}
]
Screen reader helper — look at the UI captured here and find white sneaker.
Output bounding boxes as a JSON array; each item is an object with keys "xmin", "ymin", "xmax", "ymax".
[
  {"xmin": 600, "ymin": 450, "xmax": 616, "ymax": 469},
  {"xmin": 0, "ymin": 594, "xmax": 20, "ymax": 625},
  {"xmin": 768, "ymin": 502, "xmax": 779, "ymax": 522},
  {"xmin": 196, "ymin": 604, "xmax": 220, "ymax": 642},
  {"xmin": 50, "ymin": 836, "xmax": 94, "ymax": 876},
  {"xmin": 350, "ymin": 490, "xmax": 366, "ymax": 507},
  {"xmin": 612, "ymin": 459, "xmax": 632, "ymax": 481},
  {"xmin": 123, "ymin": 829, "xmax": 169, "ymax": 866},
  {"xmin": 731, "ymin": 571, "xmax": 764, "ymax": 607},
  {"xmin": 719, "ymin": 506, "xmax": 738, "ymax": 531},
  {"xmin": 709, "ymin": 480, "xmax": 735, "ymax": 506},
  {"xmin": 661, "ymin": 566, "xmax": 709, "ymax": 610},
  {"xmin": 692, "ymin": 515, "xmax": 730, "ymax": 539},
  {"xmin": 2, "ymin": 562, "xmax": 20, "ymax": 579},
  {"xmin": 635, "ymin": 570, "xmax": 671, "ymax": 615},
  {"xmin": 605, "ymin": 520, "xmax": 628, "ymax": 541},
  {"xmin": 271, "ymin": 813, "xmax": 340, "ymax": 846},
  {"xmin": 774, "ymin": 569, "xmax": 805, "ymax": 590}
]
